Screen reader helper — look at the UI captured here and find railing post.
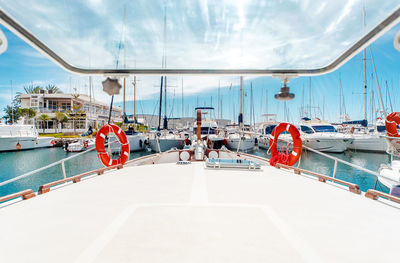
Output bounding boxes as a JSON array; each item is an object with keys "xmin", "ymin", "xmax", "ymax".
[
  {"xmin": 61, "ymin": 161, "xmax": 66, "ymax": 179},
  {"xmin": 333, "ymin": 159, "xmax": 338, "ymax": 178}
]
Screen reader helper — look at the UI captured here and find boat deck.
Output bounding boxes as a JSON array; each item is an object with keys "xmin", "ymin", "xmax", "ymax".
[{"xmin": 1, "ymin": 161, "xmax": 399, "ymax": 262}]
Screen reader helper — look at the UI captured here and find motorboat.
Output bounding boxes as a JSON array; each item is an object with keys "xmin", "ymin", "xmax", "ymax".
[
  {"xmin": 338, "ymin": 120, "xmax": 387, "ymax": 152},
  {"xmin": 299, "ymin": 119, "xmax": 353, "ymax": 153},
  {"xmin": 192, "ymin": 107, "xmax": 226, "ymax": 149},
  {"xmin": 0, "ymin": 124, "xmax": 54, "ymax": 152},
  {"xmin": 1, "ymin": 1, "xmax": 400, "ymax": 262},
  {"xmin": 64, "ymin": 138, "xmax": 95, "ymax": 152}
]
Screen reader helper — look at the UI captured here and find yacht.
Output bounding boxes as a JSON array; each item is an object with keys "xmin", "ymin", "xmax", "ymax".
[
  {"xmin": 64, "ymin": 138, "xmax": 95, "ymax": 152},
  {"xmin": 1, "ymin": 1, "xmax": 400, "ymax": 262},
  {"xmin": 225, "ymin": 77, "xmax": 255, "ymax": 152},
  {"xmin": 299, "ymin": 119, "xmax": 353, "ymax": 153},
  {"xmin": 148, "ymin": 130, "xmax": 185, "ymax": 152},
  {"xmin": 0, "ymin": 123, "xmax": 54, "ymax": 152},
  {"xmin": 192, "ymin": 107, "xmax": 226, "ymax": 149},
  {"xmin": 345, "ymin": 121, "xmax": 387, "ymax": 153}
]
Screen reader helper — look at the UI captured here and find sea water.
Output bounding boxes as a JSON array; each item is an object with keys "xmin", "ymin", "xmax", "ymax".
[{"xmin": 0, "ymin": 147, "xmax": 391, "ymax": 197}]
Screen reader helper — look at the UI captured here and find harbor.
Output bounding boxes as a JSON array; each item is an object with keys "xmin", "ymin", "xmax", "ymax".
[{"xmin": 1, "ymin": 1, "xmax": 400, "ymax": 262}]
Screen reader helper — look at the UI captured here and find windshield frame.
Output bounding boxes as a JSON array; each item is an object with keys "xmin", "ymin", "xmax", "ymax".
[{"xmin": 0, "ymin": 7, "xmax": 400, "ymax": 76}]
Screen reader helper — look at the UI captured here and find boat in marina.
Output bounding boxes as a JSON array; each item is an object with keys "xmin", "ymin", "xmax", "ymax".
[
  {"xmin": 148, "ymin": 131, "xmax": 185, "ymax": 152},
  {"xmin": 0, "ymin": 123, "xmax": 54, "ymax": 152},
  {"xmin": 226, "ymin": 77, "xmax": 255, "ymax": 152},
  {"xmin": 64, "ymin": 138, "xmax": 95, "ymax": 152},
  {"xmin": 1, "ymin": 1, "xmax": 400, "ymax": 262},
  {"xmin": 193, "ymin": 107, "xmax": 226, "ymax": 149},
  {"xmin": 299, "ymin": 119, "xmax": 353, "ymax": 153}
]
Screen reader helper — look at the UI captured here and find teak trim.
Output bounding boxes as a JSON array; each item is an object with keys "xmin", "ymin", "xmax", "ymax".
[
  {"xmin": 38, "ymin": 164, "xmax": 123, "ymax": 194},
  {"xmin": 0, "ymin": 189, "xmax": 35, "ymax": 203},
  {"xmin": 275, "ymin": 163, "xmax": 361, "ymax": 194},
  {"xmin": 365, "ymin": 189, "xmax": 400, "ymax": 203}
]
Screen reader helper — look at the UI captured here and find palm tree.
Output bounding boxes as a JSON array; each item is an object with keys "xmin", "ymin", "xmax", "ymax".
[
  {"xmin": 37, "ymin": 114, "xmax": 49, "ymax": 133},
  {"xmin": 23, "ymin": 85, "xmax": 42, "ymax": 94},
  {"xmin": 54, "ymin": 111, "xmax": 66, "ymax": 133},
  {"xmin": 18, "ymin": 108, "xmax": 36, "ymax": 124},
  {"xmin": 45, "ymin": 84, "xmax": 62, "ymax": 94}
]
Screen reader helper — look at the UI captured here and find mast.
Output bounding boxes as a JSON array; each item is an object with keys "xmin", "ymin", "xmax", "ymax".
[
  {"xmin": 123, "ymin": 6, "xmax": 126, "ymax": 115},
  {"xmin": 369, "ymin": 47, "xmax": 386, "ymax": 118},
  {"xmin": 370, "ymin": 73, "xmax": 374, "ymax": 124},
  {"xmin": 239, "ymin": 76, "xmax": 244, "ymax": 128},
  {"xmin": 363, "ymin": 6, "xmax": 367, "ymax": 120},
  {"xmin": 158, "ymin": 76, "xmax": 163, "ymax": 131},
  {"xmin": 133, "ymin": 76, "xmax": 136, "ymax": 124},
  {"xmin": 309, "ymin": 77, "xmax": 312, "ymax": 119},
  {"xmin": 162, "ymin": 5, "xmax": 168, "ymax": 130},
  {"xmin": 181, "ymin": 78, "xmax": 184, "ymax": 117},
  {"xmin": 339, "ymin": 73, "xmax": 342, "ymax": 122},
  {"xmin": 10, "ymin": 80, "xmax": 13, "ymax": 125}
]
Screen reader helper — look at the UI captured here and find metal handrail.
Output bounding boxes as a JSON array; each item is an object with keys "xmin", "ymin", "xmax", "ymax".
[
  {"xmin": 272, "ymin": 137, "xmax": 380, "ymax": 178},
  {"xmin": 0, "ymin": 146, "xmax": 98, "ymax": 187}
]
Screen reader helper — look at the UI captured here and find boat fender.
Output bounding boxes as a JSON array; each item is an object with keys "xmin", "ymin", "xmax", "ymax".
[
  {"xmin": 96, "ymin": 124, "xmax": 130, "ymax": 167},
  {"xmin": 16, "ymin": 142, "xmax": 22, "ymax": 150},
  {"xmin": 269, "ymin": 122, "xmax": 302, "ymax": 167},
  {"xmin": 223, "ymin": 138, "xmax": 228, "ymax": 145}
]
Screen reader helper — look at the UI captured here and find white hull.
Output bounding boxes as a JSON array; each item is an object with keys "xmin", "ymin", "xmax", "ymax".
[
  {"xmin": 226, "ymin": 137, "xmax": 255, "ymax": 152},
  {"xmin": 0, "ymin": 136, "xmax": 54, "ymax": 152},
  {"xmin": 127, "ymin": 133, "xmax": 146, "ymax": 152},
  {"xmin": 348, "ymin": 134, "xmax": 387, "ymax": 152},
  {"xmin": 303, "ymin": 135, "xmax": 352, "ymax": 153},
  {"xmin": 65, "ymin": 140, "xmax": 95, "ymax": 152},
  {"xmin": 149, "ymin": 138, "xmax": 184, "ymax": 152}
]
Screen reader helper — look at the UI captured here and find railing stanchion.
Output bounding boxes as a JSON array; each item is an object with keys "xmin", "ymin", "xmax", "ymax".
[
  {"xmin": 61, "ymin": 161, "xmax": 66, "ymax": 179},
  {"xmin": 333, "ymin": 159, "xmax": 338, "ymax": 178}
]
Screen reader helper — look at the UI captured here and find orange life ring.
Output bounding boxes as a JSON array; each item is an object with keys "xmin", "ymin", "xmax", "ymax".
[
  {"xmin": 95, "ymin": 124, "xmax": 130, "ymax": 167},
  {"xmin": 269, "ymin": 122, "xmax": 302, "ymax": 166},
  {"xmin": 385, "ymin": 112, "xmax": 400, "ymax": 138}
]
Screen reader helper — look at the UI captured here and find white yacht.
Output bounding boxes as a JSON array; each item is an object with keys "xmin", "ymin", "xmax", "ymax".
[
  {"xmin": 346, "ymin": 123, "xmax": 388, "ymax": 153},
  {"xmin": 192, "ymin": 107, "xmax": 226, "ymax": 149},
  {"xmin": 148, "ymin": 131, "xmax": 185, "ymax": 152},
  {"xmin": 64, "ymin": 138, "xmax": 95, "ymax": 152},
  {"xmin": 299, "ymin": 119, "xmax": 353, "ymax": 153},
  {"xmin": 1, "ymin": 1, "xmax": 400, "ymax": 262},
  {"xmin": 0, "ymin": 124, "xmax": 54, "ymax": 152}
]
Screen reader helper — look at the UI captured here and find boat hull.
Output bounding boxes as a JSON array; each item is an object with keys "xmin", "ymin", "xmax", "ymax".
[
  {"xmin": 226, "ymin": 138, "xmax": 255, "ymax": 152},
  {"xmin": 348, "ymin": 134, "xmax": 387, "ymax": 152},
  {"xmin": 149, "ymin": 138, "xmax": 184, "ymax": 152},
  {"xmin": 0, "ymin": 136, "xmax": 54, "ymax": 152},
  {"xmin": 303, "ymin": 136, "xmax": 352, "ymax": 153}
]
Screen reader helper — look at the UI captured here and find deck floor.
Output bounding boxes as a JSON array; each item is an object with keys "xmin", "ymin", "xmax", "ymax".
[{"xmin": 0, "ymin": 162, "xmax": 399, "ymax": 262}]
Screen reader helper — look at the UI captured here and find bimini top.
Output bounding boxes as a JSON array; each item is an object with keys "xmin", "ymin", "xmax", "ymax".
[{"xmin": 0, "ymin": 1, "xmax": 399, "ymax": 75}]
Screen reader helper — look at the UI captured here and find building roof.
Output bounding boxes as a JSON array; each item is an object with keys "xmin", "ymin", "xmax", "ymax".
[{"xmin": 20, "ymin": 93, "xmax": 122, "ymax": 111}]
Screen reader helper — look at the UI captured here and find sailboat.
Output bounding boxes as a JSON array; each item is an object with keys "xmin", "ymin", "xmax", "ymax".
[
  {"xmin": 226, "ymin": 77, "xmax": 255, "ymax": 152},
  {"xmin": 148, "ymin": 76, "xmax": 185, "ymax": 152}
]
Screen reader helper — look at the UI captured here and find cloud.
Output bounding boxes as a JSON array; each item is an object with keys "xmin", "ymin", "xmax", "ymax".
[{"xmin": 1, "ymin": 0, "xmax": 398, "ymax": 73}]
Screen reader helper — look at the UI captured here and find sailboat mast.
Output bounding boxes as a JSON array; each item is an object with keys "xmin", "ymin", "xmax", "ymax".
[
  {"xmin": 339, "ymin": 73, "xmax": 342, "ymax": 122},
  {"xmin": 123, "ymin": 6, "xmax": 126, "ymax": 115},
  {"xmin": 181, "ymin": 78, "xmax": 184, "ymax": 117},
  {"xmin": 363, "ymin": 6, "xmax": 367, "ymax": 120},
  {"xmin": 158, "ymin": 76, "xmax": 163, "ymax": 131},
  {"xmin": 239, "ymin": 76, "xmax": 244, "ymax": 128},
  {"xmin": 133, "ymin": 76, "xmax": 136, "ymax": 123}
]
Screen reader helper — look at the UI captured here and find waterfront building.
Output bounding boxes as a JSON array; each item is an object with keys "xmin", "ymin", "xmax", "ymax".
[{"xmin": 19, "ymin": 93, "xmax": 122, "ymax": 133}]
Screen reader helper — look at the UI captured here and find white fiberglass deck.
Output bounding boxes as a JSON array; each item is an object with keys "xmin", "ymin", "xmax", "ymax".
[{"xmin": 0, "ymin": 161, "xmax": 399, "ymax": 262}]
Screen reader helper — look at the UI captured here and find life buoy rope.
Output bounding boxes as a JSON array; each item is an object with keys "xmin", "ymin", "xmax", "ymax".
[
  {"xmin": 269, "ymin": 122, "xmax": 302, "ymax": 166},
  {"xmin": 385, "ymin": 112, "xmax": 400, "ymax": 137},
  {"xmin": 95, "ymin": 124, "xmax": 130, "ymax": 167}
]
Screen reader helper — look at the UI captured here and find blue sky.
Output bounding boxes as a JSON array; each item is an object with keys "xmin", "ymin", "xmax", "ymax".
[{"xmin": 0, "ymin": 4, "xmax": 400, "ymax": 125}]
